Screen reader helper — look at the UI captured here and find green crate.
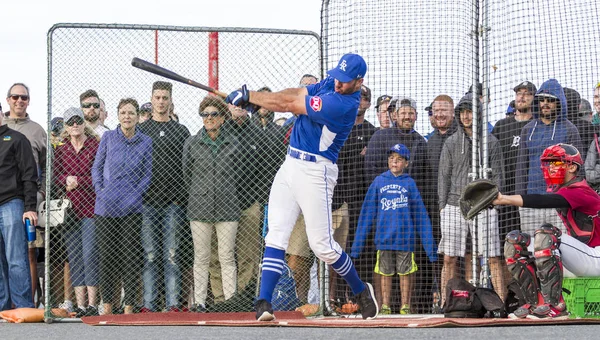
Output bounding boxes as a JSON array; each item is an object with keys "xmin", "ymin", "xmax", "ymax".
[{"xmin": 563, "ymin": 277, "xmax": 600, "ymax": 318}]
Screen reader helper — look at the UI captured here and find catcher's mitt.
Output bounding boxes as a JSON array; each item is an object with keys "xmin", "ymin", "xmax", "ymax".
[{"xmin": 459, "ymin": 179, "xmax": 499, "ymax": 220}]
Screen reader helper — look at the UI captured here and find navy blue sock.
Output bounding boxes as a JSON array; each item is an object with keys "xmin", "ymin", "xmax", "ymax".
[
  {"xmin": 331, "ymin": 251, "xmax": 365, "ymax": 295},
  {"xmin": 258, "ymin": 247, "xmax": 286, "ymax": 303}
]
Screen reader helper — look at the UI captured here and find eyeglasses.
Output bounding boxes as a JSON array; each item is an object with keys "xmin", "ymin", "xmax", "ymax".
[
  {"xmin": 539, "ymin": 97, "xmax": 557, "ymax": 103},
  {"xmin": 9, "ymin": 94, "xmax": 29, "ymax": 101},
  {"xmin": 65, "ymin": 116, "xmax": 85, "ymax": 126},
  {"xmin": 81, "ymin": 102, "xmax": 100, "ymax": 109},
  {"xmin": 199, "ymin": 111, "xmax": 222, "ymax": 118},
  {"xmin": 546, "ymin": 160, "xmax": 565, "ymax": 167}
]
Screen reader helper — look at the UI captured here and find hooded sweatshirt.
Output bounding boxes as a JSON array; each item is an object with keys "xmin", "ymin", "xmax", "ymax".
[
  {"xmin": 351, "ymin": 170, "xmax": 437, "ymax": 262},
  {"xmin": 515, "ymin": 79, "xmax": 583, "ymax": 195},
  {"xmin": 438, "ymin": 93, "xmax": 504, "ymax": 209}
]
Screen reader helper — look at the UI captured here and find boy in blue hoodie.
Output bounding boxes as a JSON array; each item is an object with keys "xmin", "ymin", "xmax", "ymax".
[{"xmin": 351, "ymin": 144, "xmax": 437, "ymax": 314}]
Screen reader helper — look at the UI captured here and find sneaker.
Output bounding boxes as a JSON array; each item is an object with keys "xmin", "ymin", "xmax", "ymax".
[
  {"xmin": 508, "ymin": 304, "xmax": 533, "ymax": 319},
  {"xmin": 254, "ymin": 299, "xmax": 275, "ymax": 321},
  {"xmin": 167, "ymin": 306, "xmax": 181, "ymax": 312},
  {"xmin": 84, "ymin": 306, "xmax": 99, "ymax": 317},
  {"xmin": 191, "ymin": 304, "xmax": 207, "ymax": 313},
  {"xmin": 139, "ymin": 307, "xmax": 153, "ymax": 314},
  {"xmin": 400, "ymin": 304, "xmax": 410, "ymax": 315},
  {"xmin": 527, "ymin": 304, "xmax": 569, "ymax": 319},
  {"xmin": 58, "ymin": 300, "xmax": 74, "ymax": 313},
  {"xmin": 355, "ymin": 282, "xmax": 379, "ymax": 320},
  {"xmin": 380, "ymin": 304, "xmax": 391, "ymax": 315},
  {"xmin": 73, "ymin": 307, "xmax": 86, "ymax": 318}
]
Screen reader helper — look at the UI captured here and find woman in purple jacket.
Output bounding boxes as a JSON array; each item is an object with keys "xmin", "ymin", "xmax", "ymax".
[{"xmin": 92, "ymin": 98, "xmax": 152, "ymax": 315}]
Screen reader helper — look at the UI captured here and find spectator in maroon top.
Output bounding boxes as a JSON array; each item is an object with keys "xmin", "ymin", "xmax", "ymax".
[{"xmin": 53, "ymin": 107, "xmax": 101, "ymax": 317}]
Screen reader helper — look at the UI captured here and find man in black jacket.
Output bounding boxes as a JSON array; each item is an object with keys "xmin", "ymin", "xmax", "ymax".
[{"xmin": 0, "ymin": 112, "xmax": 38, "ymax": 311}]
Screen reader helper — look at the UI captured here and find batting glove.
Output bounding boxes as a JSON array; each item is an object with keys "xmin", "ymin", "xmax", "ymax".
[{"xmin": 225, "ymin": 84, "xmax": 250, "ymax": 106}]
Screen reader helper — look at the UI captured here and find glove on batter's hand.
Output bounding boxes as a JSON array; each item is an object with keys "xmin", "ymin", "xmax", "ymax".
[
  {"xmin": 459, "ymin": 179, "xmax": 499, "ymax": 220},
  {"xmin": 225, "ymin": 84, "xmax": 258, "ymax": 114},
  {"xmin": 225, "ymin": 84, "xmax": 250, "ymax": 106}
]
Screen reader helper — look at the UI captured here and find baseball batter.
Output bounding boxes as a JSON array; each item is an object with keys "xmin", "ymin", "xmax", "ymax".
[
  {"xmin": 226, "ymin": 53, "xmax": 378, "ymax": 321},
  {"xmin": 493, "ymin": 143, "xmax": 600, "ymax": 319}
]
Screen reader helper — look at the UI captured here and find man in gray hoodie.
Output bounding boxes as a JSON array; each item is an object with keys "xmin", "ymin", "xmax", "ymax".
[
  {"xmin": 5, "ymin": 83, "xmax": 46, "ymax": 306},
  {"xmin": 438, "ymin": 92, "xmax": 505, "ymax": 305}
]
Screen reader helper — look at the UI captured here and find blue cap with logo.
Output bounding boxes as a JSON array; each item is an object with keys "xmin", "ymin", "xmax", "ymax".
[
  {"xmin": 388, "ymin": 143, "xmax": 410, "ymax": 160},
  {"xmin": 327, "ymin": 53, "xmax": 367, "ymax": 83}
]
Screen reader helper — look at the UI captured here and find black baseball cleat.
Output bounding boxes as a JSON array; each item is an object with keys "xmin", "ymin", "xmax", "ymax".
[
  {"xmin": 355, "ymin": 282, "xmax": 379, "ymax": 319},
  {"xmin": 255, "ymin": 299, "xmax": 275, "ymax": 321}
]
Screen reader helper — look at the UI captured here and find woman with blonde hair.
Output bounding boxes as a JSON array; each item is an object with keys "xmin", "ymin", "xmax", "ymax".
[{"xmin": 53, "ymin": 107, "xmax": 101, "ymax": 317}]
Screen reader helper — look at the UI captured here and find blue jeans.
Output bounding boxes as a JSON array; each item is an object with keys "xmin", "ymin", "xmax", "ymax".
[
  {"xmin": 0, "ymin": 198, "xmax": 33, "ymax": 310},
  {"xmin": 63, "ymin": 217, "xmax": 99, "ymax": 287},
  {"xmin": 142, "ymin": 203, "xmax": 184, "ymax": 310}
]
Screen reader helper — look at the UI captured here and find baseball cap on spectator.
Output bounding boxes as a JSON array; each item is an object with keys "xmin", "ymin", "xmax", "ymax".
[
  {"xmin": 327, "ymin": 53, "xmax": 367, "ymax": 83},
  {"xmin": 513, "ymin": 81, "xmax": 537, "ymax": 94},
  {"xmin": 507, "ymin": 100, "xmax": 515, "ymax": 115},
  {"xmin": 579, "ymin": 99, "xmax": 593, "ymax": 115},
  {"xmin": 361, "ymin": 85, "xmax": 372, "ymax": 101},
  {"xmin": 388, "ymin": 143, "xmax": 410, "ymax": 160},
  {"xmin": 389, "ymin": 96, "xmax": 417, "ymax": 112},
  {"xmin": 424, "ymin": 102, "xmax": 434, "ymax": 116},
  {"xmin": 375, "ymin": 95, "xmax": 392, "ymax": 109},
  {"xmin": 273, "ymin": 112, "xmax": 293, "ymax": 123},
  {"xmin": 63, "ymin": 107, "xmax": 84, "ymax": 123},
  {"xmin": 140, "ymin": 102, "xmax": 153, "ymax": 114},
  {"xmin": 50, "ymin": 117, "xmax": 64, "ymax": 136}
]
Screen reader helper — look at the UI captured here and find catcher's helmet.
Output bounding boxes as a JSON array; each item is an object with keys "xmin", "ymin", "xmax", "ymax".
[{"xmin": 540, "ymin": 143, "xmax": 582, "ymax": 190}]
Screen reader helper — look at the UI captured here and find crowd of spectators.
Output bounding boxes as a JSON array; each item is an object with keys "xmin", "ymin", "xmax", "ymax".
[{"xmin": 1, "ymin": 78, "xmax": 599, "ymax": 315}]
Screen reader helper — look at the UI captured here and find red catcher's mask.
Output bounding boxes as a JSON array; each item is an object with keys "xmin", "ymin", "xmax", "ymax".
[{"xmin": 540, "ymin": 144, "xmax": 583, "ymax": 192}]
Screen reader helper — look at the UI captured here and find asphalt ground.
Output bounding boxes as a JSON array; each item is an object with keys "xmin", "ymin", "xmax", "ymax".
[{"xmin": 1, "ymin": 321, "xmax": 599, "ymax": 340}]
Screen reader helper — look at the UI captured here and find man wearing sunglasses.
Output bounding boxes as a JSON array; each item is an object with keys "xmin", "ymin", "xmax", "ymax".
[
  {"xmin": 80, "ymin": 89, "xmax": 108, "ymax": 138},
  {"xmin": 515, "ymin": 79, "xmax": 583, "ymax": 237},
  {"xmin": 226, "ymin": 53, "xmax": 378, "ymax": 321},
  {"xmin": 493, "ymin": 143, "xmax": 600, "ymax": 319},
  {"xmin": 5, "ymin": 83, "xmax": 47, "ymax": 306}
]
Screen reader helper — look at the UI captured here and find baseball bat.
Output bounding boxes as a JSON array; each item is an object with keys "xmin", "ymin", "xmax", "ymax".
[{"xmin": 131, "ymin": 57, "xmax": 228, "ymax": 98}]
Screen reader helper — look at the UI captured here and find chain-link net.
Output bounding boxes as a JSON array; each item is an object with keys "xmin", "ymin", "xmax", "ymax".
[
  {"xmin": 322, "ymin": 0, "xmax": 600, "ymax": 316},
  {"xmin": 45, "ymin": 24, "xmax": 320, "ymax": 319},
  {"xmin": 42, "ymin": 0, "xmax": 600, "ymax": 321}
]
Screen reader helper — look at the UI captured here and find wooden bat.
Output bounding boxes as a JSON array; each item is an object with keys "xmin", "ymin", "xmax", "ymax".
[{"xmin": 131, "ymin": 57, "xmax": 227, "ymax": 98}]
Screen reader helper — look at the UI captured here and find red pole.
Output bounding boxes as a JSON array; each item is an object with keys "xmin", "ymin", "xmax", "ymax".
[
  {"xmin": 208, "ymin": 32, "xmax": 219, "ymax": 91},
  {"xmin": 155, "ymin": 30, "xmax": 159, "ymax": 64}
]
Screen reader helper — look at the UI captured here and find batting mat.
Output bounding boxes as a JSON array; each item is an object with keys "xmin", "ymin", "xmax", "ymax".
[{"xmin": 81, "ymin": 312, "xmax": 600, "ymax": 328}]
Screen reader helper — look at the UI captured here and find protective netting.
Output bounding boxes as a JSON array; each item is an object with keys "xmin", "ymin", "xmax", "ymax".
[
  {"xmin": 45, "ymin": 24, "xmax": 320, "ymax": 318},
  {"xmin": 42, "ymin": 0, "xmax": 600, "ymax": 320},
  {"xmin": 322, "ymin": 0, "xmax": 600, "ymax": 315}
]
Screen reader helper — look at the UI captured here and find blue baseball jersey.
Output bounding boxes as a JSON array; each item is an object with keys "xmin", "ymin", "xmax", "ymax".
[{"xmin": 289, "ymin": 77, "xmax": 360, "ymax": 163}]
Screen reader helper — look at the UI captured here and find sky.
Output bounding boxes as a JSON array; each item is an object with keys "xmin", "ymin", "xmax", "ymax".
[{"xmin": 0, "ymin": 0, "xmax": 322, "ymax": 129}]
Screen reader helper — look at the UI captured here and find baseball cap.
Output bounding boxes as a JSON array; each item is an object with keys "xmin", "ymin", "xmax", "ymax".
[
  {"xmin": 389, "ymin": 96, "xmax": 417, "ymax": 111},
  {"xmin": 388, "ymin": 143, "xmax": 410, "ymax": 160},
  {"xmin": 507, "ymin": 100, "xmax": 515, "ymax": 115},
  {"xmin": 513, "ymin": 81, "xmax": 537, "ymax": 94},
  {"xmin": 327, "ymin": 53, "xmax": 367, "ymax": 83},
  {"xmin": 361, "ymin": 85, "xmax": 372, "ymax": 101},
  {"xmin": 63, "ymin": 107, "xmax": 84, "ymax": 123},
  {"xmin": 140, "ymin": 102, "xmax": 153, "ymax": 113},
  {"xmin": 375, "ymin": 95, "xmax": 392, "ymax": 109},
  {"xmin": 424, "ymin": 102, "xmax": 434, "ymax": 116},
  {"xmin": 50, "ymin": 117, "xmax": 64, "ymax": 135},
  {"xmin": 579, "ymin": 99, "xmax": 593, "ymax": 115},
  {"xmin": 273, "ymin": 111, "xmax": 293, "ymax": 123}
]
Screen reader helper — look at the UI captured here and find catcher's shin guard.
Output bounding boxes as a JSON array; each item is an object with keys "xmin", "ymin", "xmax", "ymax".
[
  {"xmin": 504, "ymin": 230, "xmax": 540, "ymax": 306},
  {"xmin": 533, "ymin": 224, "xmax": 565, "ymax": 308}
]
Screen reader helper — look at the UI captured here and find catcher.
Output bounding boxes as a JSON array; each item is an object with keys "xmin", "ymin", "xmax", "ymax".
[{"xmin": 471, "ymin": 143, "xmax": 600, "ymax": 319}]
